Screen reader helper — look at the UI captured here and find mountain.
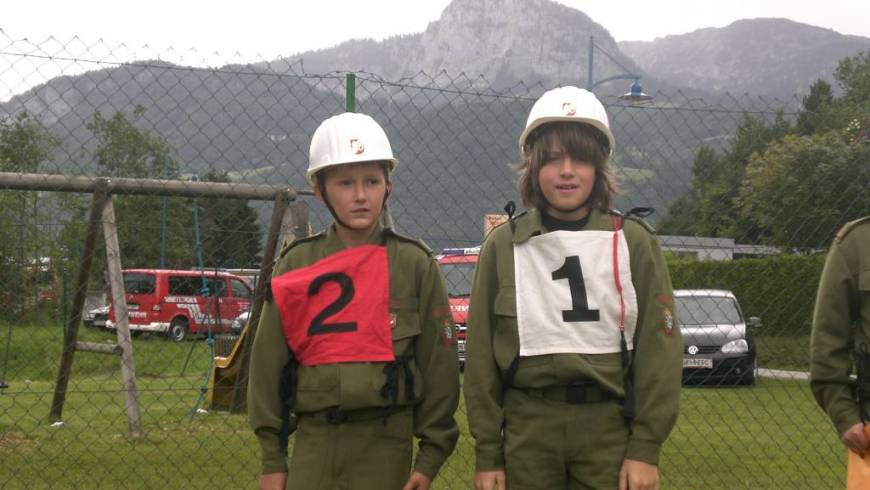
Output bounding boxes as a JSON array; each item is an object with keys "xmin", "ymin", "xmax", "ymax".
[
  {"xmin": 279, "ymin": 0, "xmax": 652, "ymax": 92},
  {"xmin": 3, "ymin": 0, "xmax": 853, "ymax": 247},
  {"xmin": 619, "ymin": 18, "xmax": 870, "ymax": 97}
]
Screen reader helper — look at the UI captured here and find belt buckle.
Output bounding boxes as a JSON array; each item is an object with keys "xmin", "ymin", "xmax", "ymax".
[
  {"xmin": 565, "ymin": 383, "xmax": 590, "ymax": 404},
  {"xmin": 325, "ymin": 407, "xmax": 348, "ymax": 424}
]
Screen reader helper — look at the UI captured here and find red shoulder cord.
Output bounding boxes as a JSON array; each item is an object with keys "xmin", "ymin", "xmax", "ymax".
[{"xmin": 611, "ymin": 214, "xmax": 625, "ymax": 334}]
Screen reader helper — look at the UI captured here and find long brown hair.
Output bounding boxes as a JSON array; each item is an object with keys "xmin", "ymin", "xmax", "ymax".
[{"xmin": 515, "ymin": 122, "xmax": 617, "ymax": 211}]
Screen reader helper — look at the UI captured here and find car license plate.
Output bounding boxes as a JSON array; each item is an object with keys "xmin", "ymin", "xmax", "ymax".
[
  {"xmin": 683, "ymin": 358, "xmax": 713, "ymax": 369},
  {"xmin": 457, "ymin": 340, "xmax": 466, "ymax": 353}
]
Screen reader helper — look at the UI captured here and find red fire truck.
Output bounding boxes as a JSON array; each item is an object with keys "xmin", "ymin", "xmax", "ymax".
[
  {"xmin": 436, "ymin": 247, "xmax": 480, "ymax": 370},
  {"xmin": 106, "ymin": 269, "xmax": 252, "ymax": 341}
]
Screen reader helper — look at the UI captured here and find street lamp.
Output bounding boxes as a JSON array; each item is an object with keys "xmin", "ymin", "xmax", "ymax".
[{"xmin": 587, "ymin": 36, "xmax": 652, "ymax": 102}]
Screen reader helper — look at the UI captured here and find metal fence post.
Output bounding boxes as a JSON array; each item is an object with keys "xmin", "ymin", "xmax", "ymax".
[{"xmin": 346, "ymin": 72, "xmax": 356, "ymax": 113}]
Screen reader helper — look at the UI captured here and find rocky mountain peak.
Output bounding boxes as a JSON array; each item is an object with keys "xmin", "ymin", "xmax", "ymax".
[
  {"xmin": 417, "ymin": 0, "xmax": 638, "ymax": 87},
  {"xmin": 280, "ymin": 0, "xmax": 643, "ymax": 90}
]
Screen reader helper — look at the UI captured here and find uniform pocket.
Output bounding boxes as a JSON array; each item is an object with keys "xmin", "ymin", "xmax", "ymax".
[
  {"xmin": 494, "ymin": 287, "xmax": 517, "ymax": 317},
  {"xmin": 391, "ymin": 298, "xmax": 422, "ymax": 352},
  {"xmin": 296, "ymin": 364, "xmax": 339, "ymax": 392},
  {"xmin": 294, "ymin": 364, "xmax": 341, "ymax": 412},
  {"xmin": 493, "ymin": 287, "xmax": 522, "ymax": 370},
  {"xmin": 375, "ymin": 299, "xmax": 424, "ymax": 399}
]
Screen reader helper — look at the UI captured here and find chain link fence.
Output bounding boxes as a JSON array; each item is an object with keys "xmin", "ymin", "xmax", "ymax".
[{"xmin": 1, "ymin": 31, "xmax": 867, "ymax": 489}]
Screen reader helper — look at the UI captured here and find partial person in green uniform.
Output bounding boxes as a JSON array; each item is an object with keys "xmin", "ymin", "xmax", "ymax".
[
  {"xmin": 464, "ymin": 86, "xmax": 682, "ymax": 490},
  {"xmin": 248, "ymin": 112, "xmax": 460, "ymax": 490},
  {"xmin": 811, "ymin": 215, "xmax": 870, "ymax": 454}
]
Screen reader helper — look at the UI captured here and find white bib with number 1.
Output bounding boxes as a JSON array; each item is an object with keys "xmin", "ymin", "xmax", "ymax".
[{"xmin": 514, "ymin": 230, "xmax": 638, "ymax": 356}]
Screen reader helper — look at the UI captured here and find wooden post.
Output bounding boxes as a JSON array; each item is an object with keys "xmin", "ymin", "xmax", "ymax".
[
  {"xmin": 102, "ymin": 196, "xmax": 143, "ymax": 437},
  {"xmin": 229, "ymin": 190, "xmax": 295, "ymax": 413},
  {"xmin": 288, "ymin": 200, "xmax": 310, "ymax": 244},
  {"xmin": 75, "ymin": 342, "xmax": 123, "ymax": 355},
  {"xmin": 50, "ymin": 184, "xmax": 109, "ymax": 422}
]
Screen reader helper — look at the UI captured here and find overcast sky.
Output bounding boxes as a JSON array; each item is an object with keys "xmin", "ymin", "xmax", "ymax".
[
  {"xmin": 3, "ymin": 0, "xmax": 869, "ymax": 62},
  {"xmin": 1, "ymin": 0, "xmax": 868, "ymax": 101}
]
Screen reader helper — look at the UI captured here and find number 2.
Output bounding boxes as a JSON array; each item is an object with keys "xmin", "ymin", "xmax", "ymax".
[
  {"xmin": 551, "ymin": 256, "xmax": 600, "ymax": 322},
  {"xmin": 307, "ymin": 272, "xmax": 358, "ymax": 336}
]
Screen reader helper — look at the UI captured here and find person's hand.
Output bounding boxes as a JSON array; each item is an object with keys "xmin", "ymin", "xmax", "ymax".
[
  {"xmin": 473, "ymin": 470, "xmax": 506, "ymax": 490},
  {"xmin": 619, "ymin": 459, "xmax": 658, "ymax": 490},
  {"xmin": 842, "ymin": 422, "xmax": 870, "ymax": 455},
  {"xmin": 259, "ymin": 472, "xmax": 287, "ymax": 490},
  {"xmin": 402, "ymin": 471, "xmax": 432, "ymax": 490}
]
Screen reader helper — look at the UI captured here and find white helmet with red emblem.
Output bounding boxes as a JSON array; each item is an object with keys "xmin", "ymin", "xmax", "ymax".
[
  {"xmin": 518, "ymin": 86, "xmax": 615, "ymax": 157},
  {"xmin": 307, "ymin": 112, "xmax": 399, "ymax": 186}
]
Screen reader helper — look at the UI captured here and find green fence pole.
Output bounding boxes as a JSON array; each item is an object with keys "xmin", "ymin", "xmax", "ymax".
[
  {"xmin": 159, "ymin": 155, "xmax": 168, "ymax": 268},
  {"xmin": 345, "ymin": 73, "xmax": 356, "ymax": 113}
]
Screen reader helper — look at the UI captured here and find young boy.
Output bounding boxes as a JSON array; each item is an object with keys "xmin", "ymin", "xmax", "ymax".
[
  {"xmin": 248, "ymin": 112, "xmax": 460, "ymax": 490},
  {"xmin": 810, "ymin": 216, "xmax": 870, "ymax": 455},
  {"xmin": 464, "ymin": 87, "xmax": 682, "ymax": 490}
]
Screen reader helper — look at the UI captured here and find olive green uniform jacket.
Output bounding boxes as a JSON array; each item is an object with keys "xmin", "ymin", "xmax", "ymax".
[
  {"xmin": 464, "ymin": 208, "xmax": 682, "ymax": 469},
  {"xmin": 811, "ymin": 216, "xmax": 870, "ymax": 436},
  {"xmin": 248, "ymin": 223, "xmax": 460, "ymax": 479}
]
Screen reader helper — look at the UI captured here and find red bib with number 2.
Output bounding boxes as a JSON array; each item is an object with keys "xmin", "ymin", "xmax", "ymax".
[{"xmin": 271, "ymin": 244, "xmax": 393, "ymax": 366}]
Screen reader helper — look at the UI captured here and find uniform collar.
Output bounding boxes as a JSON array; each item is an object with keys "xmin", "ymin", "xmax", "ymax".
[
  {"xmin": 511, "ymin": 208, "xmax": 613, "ymax": 243},
  {"xmin": 322, "ymin": 221, "xmax": 387, "ymax": 255}
]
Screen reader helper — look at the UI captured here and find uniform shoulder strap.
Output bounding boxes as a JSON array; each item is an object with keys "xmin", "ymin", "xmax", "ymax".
[
  {"xmin": 836, "ymin": 215, "xmax": 870, "ymax": 242},
  {"xmin": 609, "ymin": 208, "xmax": 657, "ymax": 234},
  {"xmin": 277, "ymin": 231, "xmax": 326, "ymax": 261},
  {"xmin": 384, "ymin": 228, "xmax": 433, "ymax": 256}
]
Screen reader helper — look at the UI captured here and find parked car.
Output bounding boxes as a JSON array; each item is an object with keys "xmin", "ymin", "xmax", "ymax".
[
  {"xmin": 105, "ymin": 269, "xmax": 253, "ymax": 342},
  {"xmin": 231, "ymin": 308, "xmax": 250, "ymax": 334},
  {"xmin": 676, "ymin": 289, "xmax": 761, "ymax": 386},
  {"xmin": 83, "ymin": 305, "xmax": 109, "ymax": 329},
  {"xmin": 436, "ymin": 247, "xmax": 480, "ymax": 370}
]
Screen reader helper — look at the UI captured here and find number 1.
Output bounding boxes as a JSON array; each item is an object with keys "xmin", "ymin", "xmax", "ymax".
[{"xmin": 551, "ymin": 256, "xmax": 600, "ymax": 322}]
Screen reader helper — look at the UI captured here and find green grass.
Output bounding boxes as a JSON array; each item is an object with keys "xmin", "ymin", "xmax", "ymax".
[
  {"xmin": 0, "ymin": 325, "xmax": 847, "ymax": 488},
  {"xmin": 665, "ymin": 379, "xmax": 844, "ymax": 489},
  {"xmin": 756, "ymin": 334, "xmax": 811, "ymax": 371}
]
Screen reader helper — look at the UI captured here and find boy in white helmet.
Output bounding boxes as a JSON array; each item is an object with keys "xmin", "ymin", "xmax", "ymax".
[
  {"xmin": 464, "ymin": 87, "xmax": 682, "ymax": 490},
  {"xmin": 248, "ymin": 112, "xmax": 460, "ymax": 490}
]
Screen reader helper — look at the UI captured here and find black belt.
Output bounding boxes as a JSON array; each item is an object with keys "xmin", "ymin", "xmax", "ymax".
[
  {"xmin": 305, "ymin": 405, "xmax": 409, "ymax": 425},
  {"xmin": 515, "ymin": 382, "xmax": 619, "ymax": 405}
]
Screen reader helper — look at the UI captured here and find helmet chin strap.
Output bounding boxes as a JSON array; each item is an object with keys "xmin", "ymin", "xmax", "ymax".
[{"xmin": 318, "ymin": 178, "xmax": 350, "ymax": 230}]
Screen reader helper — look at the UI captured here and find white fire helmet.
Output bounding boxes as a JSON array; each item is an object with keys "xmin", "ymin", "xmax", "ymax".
[
  {"xmin": 307, "ymin": 112, "xmax": 399, "ymax": 186},
  {"xmin": 518, "ymin": 86, "xmax": 615, "ymax": 157}
]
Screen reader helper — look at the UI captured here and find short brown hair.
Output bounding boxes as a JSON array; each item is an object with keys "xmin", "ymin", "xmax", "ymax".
[{"xmin": 515, "ymin": 122, "xmax": 617, "ymax": 211}]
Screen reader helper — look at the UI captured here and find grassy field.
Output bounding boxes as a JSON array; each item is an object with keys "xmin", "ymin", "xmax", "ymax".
[
  {"xmin": 0, "ymin": 325, "xmax": 847, "ymax": 488},
  {"xmin": 756, "ymin": 334, "xmax": 812, "ymax": 372}
]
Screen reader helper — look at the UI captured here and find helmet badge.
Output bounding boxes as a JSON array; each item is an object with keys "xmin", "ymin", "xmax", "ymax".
[
  {"xmin": 350, "ymin": 138, "xmax": 365, "ymax": 155},
  {"xmin": 561, "ymin": 102, "xmax": 576, "ymax": 116}
]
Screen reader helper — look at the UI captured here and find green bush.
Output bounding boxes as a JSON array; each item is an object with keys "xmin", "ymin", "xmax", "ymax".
[{"xmin": 667, "ymin": 253, "xmax": 826, "ymax": 337}]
